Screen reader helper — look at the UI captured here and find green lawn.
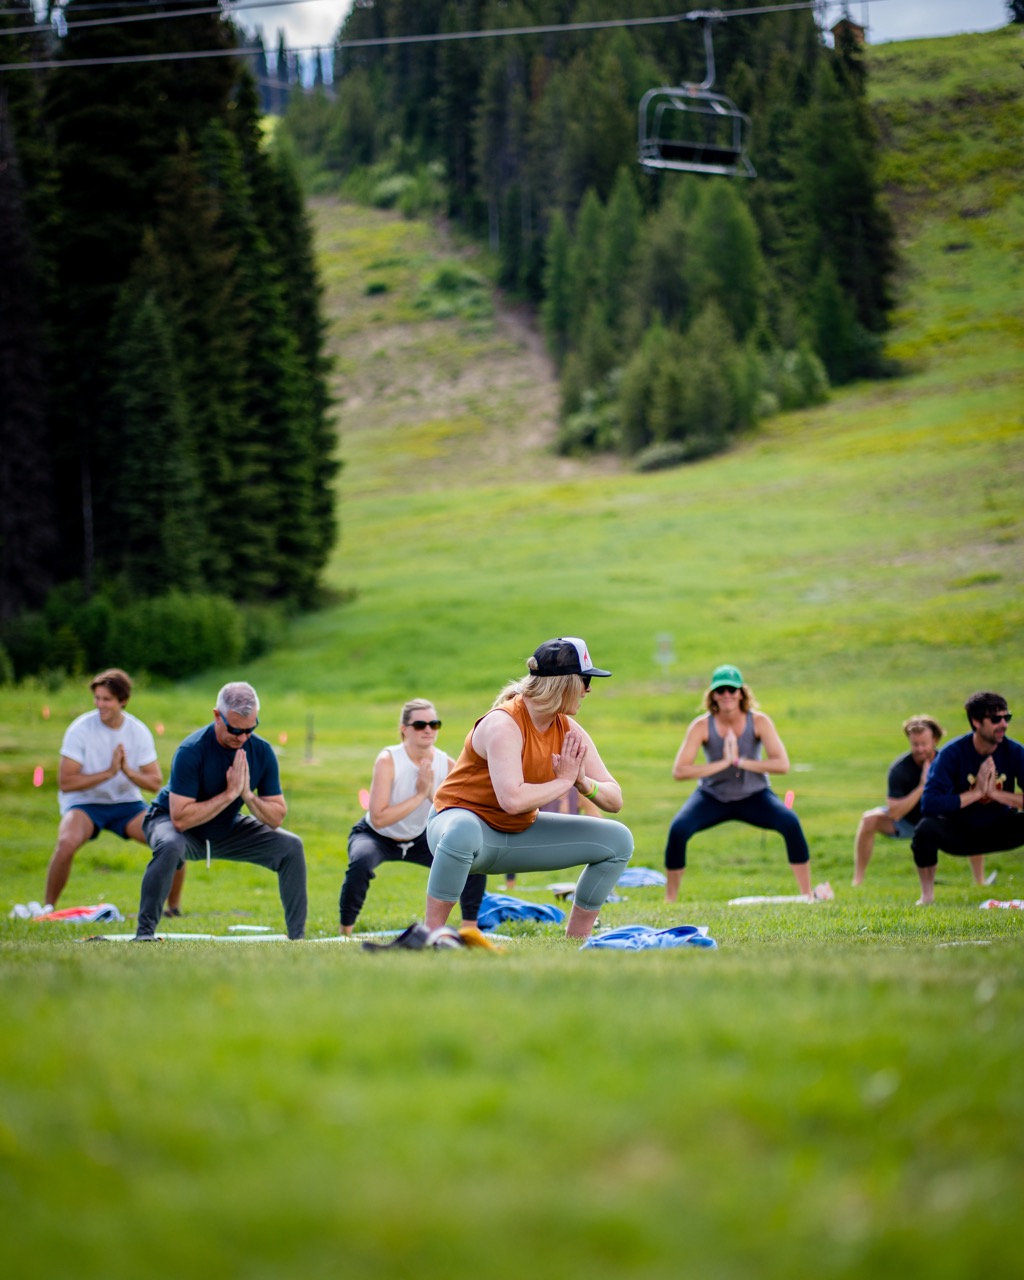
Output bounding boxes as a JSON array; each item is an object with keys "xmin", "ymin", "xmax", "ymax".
[{"xmin": 2, "ymin": 26, "xmax": 1023, "ymax": 1280}]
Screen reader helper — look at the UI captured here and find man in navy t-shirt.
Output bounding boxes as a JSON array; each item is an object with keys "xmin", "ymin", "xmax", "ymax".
[
  {"xmin": 134, "ymin": 682, "xmax": 306, "ymax": 939},
  {"xmin": 912, "ymin": 690, "xmax": 1024, "ymax": 904}
]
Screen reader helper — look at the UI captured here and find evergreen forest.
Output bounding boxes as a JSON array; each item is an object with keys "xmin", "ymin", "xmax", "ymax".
[
  {"xmin": 0, "ymin": 1, "xmax": 336, "ymax": 679},
  {"xmin": 281, "ymin": 1, "xmax": 898, "ymax": 466}
]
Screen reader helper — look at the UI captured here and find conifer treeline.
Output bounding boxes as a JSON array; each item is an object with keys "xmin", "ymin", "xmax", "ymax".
[
  {"xmin": 0, "ymin": 1, "xmax": 336, "ymax": 657},
  {"xmin": 282, "ymin": 0, "xmax": 896, "ymax": 463}
]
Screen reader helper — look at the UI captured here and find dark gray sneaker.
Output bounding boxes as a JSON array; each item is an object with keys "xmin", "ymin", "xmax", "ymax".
[{"xmin": 361, "ymin": 922, "xmax": 431, "ymax": 952}]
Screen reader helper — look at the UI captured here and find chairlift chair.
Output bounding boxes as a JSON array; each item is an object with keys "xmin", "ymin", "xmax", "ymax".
[{"xmin": 638, "ymin": 12, "xmax": 756, "ymax": 178}]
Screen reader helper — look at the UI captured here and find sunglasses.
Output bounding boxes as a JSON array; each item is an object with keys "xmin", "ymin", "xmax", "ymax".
[
  {"xmin": 715, "ymin": 686, "xmax": 739, "ymax": 695},
  {"xmin": 220, "ymin": 713, "xmax": 259, "ymax": 737},
  {"xmin": 988, "ymin": 712, "xmax": 1012, "ymax": 724},
  {"xmin": 406, "ymin": 720, "xmax": 441, "ymax": 730},
  {"xmin": 581, "ymin": 675, "xmax": 592, "ymax": 690}
]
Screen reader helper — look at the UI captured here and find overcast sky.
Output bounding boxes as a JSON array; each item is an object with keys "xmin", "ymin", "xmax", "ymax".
[{"xmin": 237, "ymin": 1, "xmax": 1012, "ymax": 62}]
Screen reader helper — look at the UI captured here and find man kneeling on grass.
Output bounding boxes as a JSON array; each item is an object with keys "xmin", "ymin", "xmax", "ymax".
[
  {"xmin": 134, "ymin": 682, "xmax": 306, "ymax": 940},
  {"xmin": 912, "ymin": 690, "xmax": 1024, "ymax": 905}
]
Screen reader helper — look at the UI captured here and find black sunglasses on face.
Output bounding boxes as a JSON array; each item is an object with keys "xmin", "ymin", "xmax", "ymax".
[
  {"xmin": 220, "ymin": 712, "xmax": 259, "ymax": 736},
  {"xmin": 989, "ymin": 712, "xmax": 1012, "ymax": 724},
  {"xmin": 406, "ymin": 720, "xmax": 441, "ymax": 730},
  {"xmin": 715, "ymin": 686, "xmax": 739, "ymax": 696},
  {"xmin": 581, "ymin": 675, "xmax": 592, "ymax": 690}
]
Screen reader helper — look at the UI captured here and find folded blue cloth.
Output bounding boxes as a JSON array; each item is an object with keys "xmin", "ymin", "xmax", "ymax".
[
  {"xmin": 581, "ymin": 924, "xmax": 717, "ymax": 951},
  {"xmin": 616, "ymin": 867, "xmax": 667, "ymax": 888},
  {"xmin": 476, "ymin": 893, "xmax": 566, "ymax": 931}
]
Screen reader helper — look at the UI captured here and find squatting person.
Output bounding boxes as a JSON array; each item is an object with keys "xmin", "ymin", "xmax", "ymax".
[
  {"xmin": 134, "ymin": 682, "xmax": 306, "ymax": 939},
  {"xmin": 425, "ymin": 637, "xmax": 633, "ymax": 940},
  {"xmin": 664, "ymin": 664, "xmax": 813, "ymax": 901},
  {"xmin": 912, "ymin": 690, "xmax": 1024, "ymax": 905},
  {"xmin": 339, "ymin": 699, "xmax": 486, "ymax": 935}
]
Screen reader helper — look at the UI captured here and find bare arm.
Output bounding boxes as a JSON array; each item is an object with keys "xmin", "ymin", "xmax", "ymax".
[
  {"xmin": 122, "ymin": 758, "xmax": 162, "ymax": 793},
  {"xmin": 368, "ymin": 749, "xmax": 437, "ymax": 829},
  {"xmin": 571, "ymin": 723, "xmax": 623, "ymax": 813},
  {"xmin": 887, "ymin": 759, "xmax": 929, "ymax": 822},
  {"xmin": 169, "ymin": 749, "xmax": 256, "ymax": 831},
  {"xmin": 738, "ymin": 713, "xmax": 790, "ymax": 776},
  {"xmin": 474, "ymin": 711, "xmax": 578, "ymax": 815},
  {"xmin": 59, "ymin": 754, "xmax": 119, "ymax": 793},
  {"xmin": 672, "ymin": 717, "xmax": 729, "ymax": 781},
  {"xmin": 59, "ymin": 745, "xmax": 162, "ymax": 794}
]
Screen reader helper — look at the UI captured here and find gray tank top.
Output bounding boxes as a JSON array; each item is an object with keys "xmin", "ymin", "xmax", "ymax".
[{"xmin": 698, "ymin": 713, "xmax": 769, "ymax": 802}]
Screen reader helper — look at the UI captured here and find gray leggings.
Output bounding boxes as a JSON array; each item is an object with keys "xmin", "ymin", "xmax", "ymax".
[{"xmin": 426, "ymin": 807, "xmax": 633, "ymax": 912}]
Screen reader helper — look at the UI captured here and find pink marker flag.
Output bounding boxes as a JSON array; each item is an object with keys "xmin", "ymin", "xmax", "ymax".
[
  {"xmin": 155, "ymin": 722, "xmax": 165, "ymax": 736},
  {"xmin": 784, "ymin": 790, "xmax": 795, "ymax": 809},
  {"xmin": 358, "ymin": 788, "xmax": 371, "ymax": 810},
  {"xmin": 41, "ymin": 705, "xmax": 50, "ymax": 720},
  {"xmin": 33, "ymin": 766, "xmax": 44, "ymax": 787},
  {"xmin": 279, "ymin": 732, "xmax": 289, "ymax": 745}
]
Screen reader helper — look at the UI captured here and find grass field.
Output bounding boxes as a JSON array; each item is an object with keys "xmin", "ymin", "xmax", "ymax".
[{"xmin": 2, "ymin": 25, "xmax": 1023, "ymax": 1280}]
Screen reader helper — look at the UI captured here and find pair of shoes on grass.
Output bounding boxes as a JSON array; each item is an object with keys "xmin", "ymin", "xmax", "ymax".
[{"xmin": 361, "ymin": 922, "xmax": 503, "ymax": 953}]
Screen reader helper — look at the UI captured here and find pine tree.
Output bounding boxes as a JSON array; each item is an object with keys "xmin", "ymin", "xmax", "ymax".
[
  {"xmin": 686, "ymin": 182, "xmax": 765, "ymax": 340},
  {"xmin": 541, "ymin": 210, "xmax": 572, "ymax": 365},
  {"xmin": 106, "ymin": 278, "xmax": 203, "ymax": 594},
  {"xmin": 276, "ymin": 31, "xmax": 292, "ymax": 114},
  {"xmin": 146, "ymin": 140, "xmax": 251, "ymax": 595},
  {"xmin": 599, "ymin": 167, "xmax": 642, "ymax": 338},
  {"xmin": 566, "ymin": 189, "xmax": 605, "ymax": 347},
  {"xmin": 0, "ymin": 98, "xmax": 56, "ymax": 619},
  {"xmin": 42, "ymin": 5, "xmax": 241, "ymax": 589}
]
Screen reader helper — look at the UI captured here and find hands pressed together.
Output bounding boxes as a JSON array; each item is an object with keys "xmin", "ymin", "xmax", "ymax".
[
  {"xmin": 227, "ymin": 748, "xmax": 253, "ymax": 804},
  {"xmin": 553, "ymin": 724, "xmax": 588, "ymax": 790}
]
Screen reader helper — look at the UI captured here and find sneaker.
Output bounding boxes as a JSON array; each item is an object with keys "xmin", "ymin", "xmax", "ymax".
[
  {"xmin": 9, "ymin": 904, "xmax": 32, "ymax": 920},
  {"xmin": 984, "ymin": 870, "xmax": 998, "ymax": 887},
  {"xmin": 427, "ymin": 926, "xmax": 465, "ymax": 949},
  {"xmin": 458, "ymin": 926, "xmax": 504, "ymax": 952},
  {"xmin": 361, "ymin": 922, "xmax": 431, "ymax": 952}
]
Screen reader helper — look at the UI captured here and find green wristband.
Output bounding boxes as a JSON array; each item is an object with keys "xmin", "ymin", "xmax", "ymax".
[{"xmin": 586, "ymin": 780, "xmax": 600, "ymax": 801}]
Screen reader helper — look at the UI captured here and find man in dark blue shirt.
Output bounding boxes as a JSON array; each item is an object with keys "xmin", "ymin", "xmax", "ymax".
[
  {"xmin": 134, "ymin": 682, "xmax": 306, "ymax": 938},
  {"xmin": 913, "ymin": 690, "xmax": 1024, "ymax": 904}
]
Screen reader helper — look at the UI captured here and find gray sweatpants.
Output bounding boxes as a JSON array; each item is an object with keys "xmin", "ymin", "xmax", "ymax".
[
  {"xmin": 426, "ymin": 808, "xmax": 633, "ymax": 912},
  {"xmin": 137, "ymin": 811, "xmax": 307, "ymax": 939}
]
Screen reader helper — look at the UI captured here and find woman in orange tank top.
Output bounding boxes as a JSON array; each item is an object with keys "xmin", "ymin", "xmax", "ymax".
[{"xmin": 425, "ymin": 637, "xmax": 634, "ymax": 939}]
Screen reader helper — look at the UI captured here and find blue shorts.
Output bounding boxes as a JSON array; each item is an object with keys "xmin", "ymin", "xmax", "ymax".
[
  {"xmin": 885, "ymin": 817, "xmax": 916, "ymax": 840},
  {"xmin": 68, "ymin": 801, "xmax": 148, "ymax": 840}
]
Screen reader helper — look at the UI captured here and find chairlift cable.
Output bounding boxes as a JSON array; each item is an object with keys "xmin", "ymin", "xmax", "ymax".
[{"xmin": 0, "ymin": 2, "xmax": 874, "ymax": 72}]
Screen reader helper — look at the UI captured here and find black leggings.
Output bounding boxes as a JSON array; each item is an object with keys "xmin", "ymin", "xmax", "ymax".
[
  {"xmin": 665, "ymin": 788, "xmax": 810, "ymax": 870},
  {"xmin": 339, "ymin": 818, "xmax": 486, "ymax": 927},
  {"xmin": 911, "ymin": 813, "xmax": 1024, "ymax": 867}
]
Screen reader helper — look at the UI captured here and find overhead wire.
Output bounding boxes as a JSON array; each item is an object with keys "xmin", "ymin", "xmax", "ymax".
[{"xmin": 0, "ymin": 3, "xmax": 876, "ymax": 73}]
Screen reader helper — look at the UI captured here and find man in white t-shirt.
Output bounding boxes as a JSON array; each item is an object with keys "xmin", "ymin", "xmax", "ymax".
[{"xmin": 44, "ymin": 668, "xmax": 183, "ymax": 912}]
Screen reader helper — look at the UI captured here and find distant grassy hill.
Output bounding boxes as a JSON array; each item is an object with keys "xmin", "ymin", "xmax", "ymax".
[{"xmin": 867, "ymin": 24, "xmax": 1023, "ymax": 381}]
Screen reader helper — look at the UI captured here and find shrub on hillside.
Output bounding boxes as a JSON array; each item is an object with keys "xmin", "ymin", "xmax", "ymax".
[
  {"xmin": 109, "ymin": 592, "xmax": 243, "ymax": 679},
  {"xmin": 0, "ymin": 588, "xmax": 276, "ymax": 682}
]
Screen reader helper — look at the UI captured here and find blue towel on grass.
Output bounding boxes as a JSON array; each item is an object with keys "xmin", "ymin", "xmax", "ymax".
[
  {"xmin": 581, "ymin": 924, "xmax": 717, "ymax": 951},
  {"xmin": 616, "ymin": 867, "xmax": 667, "ymax": 888},
  {"xmin": 476, "ymin": 893, "xmax": 566, "ymax": 931}
]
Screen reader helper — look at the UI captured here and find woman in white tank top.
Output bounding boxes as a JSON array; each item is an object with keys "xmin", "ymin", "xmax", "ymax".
[{"xmin": 339, "ymin": 699, "xmax": 487, "ymax": 934}]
